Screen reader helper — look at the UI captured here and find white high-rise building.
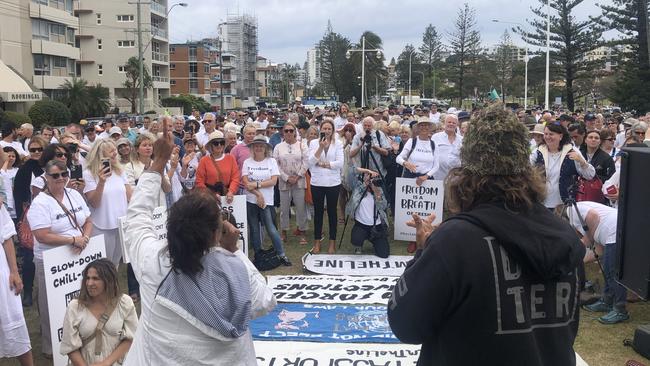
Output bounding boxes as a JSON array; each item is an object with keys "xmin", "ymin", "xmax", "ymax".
[
  {"xmin": 218, "ymin": 13, "xmax": 257, "ymax": 100},
  {"xmin": 306, "ymin": 47, "xmax": 320, "ymax": 87},
  {"xmin": 76, "ymin": 0, "xmax": 170, "ymax": 112}
]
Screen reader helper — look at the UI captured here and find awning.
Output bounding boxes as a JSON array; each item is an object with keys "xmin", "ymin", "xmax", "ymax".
[{"xmin": 0, "ymin": 60, "xmax": 42, "ymax": 102}]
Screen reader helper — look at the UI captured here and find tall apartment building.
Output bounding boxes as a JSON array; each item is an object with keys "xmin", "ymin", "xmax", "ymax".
[
  {"xmin": 0, "ymin": 0, "xmax": 80, "ymax": 106},
  {"xmin": 306, "ymin": 47, "xmax": 320, "ymax": 88},
  {"xmin": 75, "ymin": 0, "xmax": 170, "ymax": 112},
  {"xmin": 218, "ymin": 13, "xmax": 257, "ymax": 101},
  {"xmin": 169, "ymin": 42, "xmax": 211, "ymax": 100}
]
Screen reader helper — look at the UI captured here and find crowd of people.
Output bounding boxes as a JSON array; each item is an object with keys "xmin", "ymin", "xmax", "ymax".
[{"xmin": 0, "ymin": 98, "xmax": 649, "ymax": 365}]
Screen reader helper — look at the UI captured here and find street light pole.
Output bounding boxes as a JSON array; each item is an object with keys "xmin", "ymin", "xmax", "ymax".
[
  {"xmin": 346, "ymin": 36, "xmax": 382, "ymax": 108},
  {"xmin": 408, "ymin": 51, "xmax": 413, "ymax": 105},
  {"xmin": 545, "ymin": 0, "xmax": 551, "ymax": 110}
]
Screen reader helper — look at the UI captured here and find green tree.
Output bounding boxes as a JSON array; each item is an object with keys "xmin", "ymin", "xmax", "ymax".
[
  {"xmin": 28, "ymin": 100, "xmax": 71, "ymax": 129},
  {"xmin": 495, "ymin": 31, "xmax": 514, "ymax": 103},
  {"xmin": 60, "ymin": 78, "xmax": 90, "ymax": 122},
  {"xmin": 161, "ymin": 94, "xmax": 210, "ymax": 114},
  {"xmin": 122, "ymin": 56, "xmax": 152, "ymax": 114},
  {"xmin": 515, "ymin": 0, "xmax": 604, "ymax": 111},
  {"xmin": 2, "ymin": 111, "xmax": 32, "ymax": 126},
  {"xmin": 448, "ymin": 3, "xmax": 482, "ymax": 106},
  {"xmin": 419, "ymin": 24, "xmax": 444, "ymax": 97},
  {"xmin": 317, "ymin": 21, "xmax": 355, "ymax": 103},
  {"xmin": 595, "ymin": 0, "xmax": 650, "ymax": 113},
  {"xmin": 396, "ymin": 44, "xmax": 425, "ymax": 93},
  {"xmin": 87, "ymin": 84, "xmax": 111, "ymax": 117},
  {"xmin": 349, "ymin": 31, "xmax": 388, "ymax": 105}
]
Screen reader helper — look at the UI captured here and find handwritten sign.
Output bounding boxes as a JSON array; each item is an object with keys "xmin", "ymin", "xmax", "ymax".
[
  {"xmin": 220, "ymin": 195, "xmax": 248, "ymax": 255},
  {"xmin": 43, "ymin": 235, "xmax": 106, "ymax": 366},
  {"xmin": 118, "ymin": 206, "xmax": 166, "ymax": 264},
  {"xmin": 393, "ymin": 177, "xmax": 444, "ymax": 241}
]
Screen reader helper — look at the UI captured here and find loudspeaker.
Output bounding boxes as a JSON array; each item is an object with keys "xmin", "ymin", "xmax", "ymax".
[{"xmin": 616, "ymin": 147, "xmax": 650, "ymax": 299}]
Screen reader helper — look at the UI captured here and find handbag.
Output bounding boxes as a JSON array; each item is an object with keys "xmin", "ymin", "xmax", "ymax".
[
  {"xmin": 18, "ymin": 207, "xmax": 34, "ymax": 250},
  {"xmin": 368, "ymin": 192, "xmax": 388, "ymax": 241},
  {"xmin": 576, "ymin": 176, "xmax": 606, "ymax": 204},
  {"xmin": 207, "ymin": 157, "xmax": 225, "ymax": 195},
  {"xmin": 253, "ymin": 247, "xmax": 282, "ymax": 271}
]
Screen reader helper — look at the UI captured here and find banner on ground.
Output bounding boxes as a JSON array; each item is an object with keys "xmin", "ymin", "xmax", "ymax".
[
  {"xmin": 118, "ymin": 195, "xmax": 248, "ymax": 263},
  {"xmin": 255, "ymin": 341, "xmax": 420, "ymax": 365},
  {"xmin": 251, "ymin": 303, "xmax": 399, "ymax": 343},
  {"xmin": 302, "ymin": 254, "xmax": 412, "ymax": 277},
  {"xmin": 393, "ymin": 177, "xmax": 444, "ymax": 241},
  {"xmin": 43, "ymin": 235, "xmax": 106, "ymax": 366},
  {"xmin": 267, "ymin": 275, "xmax": 397, "ymax": 304}
]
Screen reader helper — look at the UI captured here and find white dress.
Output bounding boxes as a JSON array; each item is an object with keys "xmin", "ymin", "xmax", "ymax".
[
  {"xmin": 0, "ymin": 205, "xmax": 31, "ymax": 357},
  {"xmin": 60, "ymin": 294, "xmax": 138, "ymax": 365}
]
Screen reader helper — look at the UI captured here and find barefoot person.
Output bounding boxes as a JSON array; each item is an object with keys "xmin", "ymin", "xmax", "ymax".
[{"xmin": 388, "ymin": 104, "xmax": 585, "ymax": 365}]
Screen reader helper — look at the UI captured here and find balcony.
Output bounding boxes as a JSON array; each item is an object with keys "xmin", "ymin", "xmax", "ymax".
[
  {"xmin": 30, "ymin": 2, "xmax": 79, "ymax": 28},
  {"xmin": 153, "ymin": 75, "xmax": 168, "ymax": 82},
  {"xmin": 152, "ymin": 51, "xmax": 168, "ymax": 63},
  {"xmin": 31, "ymin": 40, "xmax": 80, "ymax": 60},
  {"xmin": 150, "ymin": 27, "xmax": 167, "ymax": 40},
  {"xmin": 150, "ymin": 1, "xmax": 166, "ymax": 16},
  {"xmin": 73, "ymin": 0, "xmax": 92, "ymax": 14}
]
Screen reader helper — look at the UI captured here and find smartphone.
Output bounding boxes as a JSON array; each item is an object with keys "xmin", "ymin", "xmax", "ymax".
[
  {"xmin": 70, "ymin": 164, "xmax": 83, "ymax": 180},
  {"xmin": 320, "ymin": 132, "xmax": 325, "ymax": 141},
  {"xmin": 606, "ymin": 185, "xmax": 618, "ymax": 195},
  {"xmin": 101, "ymin": 159, "xmax": 111, "ymax": 174}
]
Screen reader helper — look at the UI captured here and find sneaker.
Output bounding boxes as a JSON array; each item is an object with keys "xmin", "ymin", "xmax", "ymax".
[
  {"xmin": 583, "ymin": 300, "xmax": 612, "ymax": 313},
  {"xmin": 354, "ymin": 247, "xmax": 362, "ymax": 255},
  {"xmin": 279, "ymin": 255, "xmax": 292, "ymax": 266},
  {"xmin": 598, "ymin": 309, "xmax": 629, "ymax": 324}
]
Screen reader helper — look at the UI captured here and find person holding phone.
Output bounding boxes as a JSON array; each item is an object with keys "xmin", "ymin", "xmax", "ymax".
[
  {"xmin": 307, "ymin": 119, "xmax": 344, "ymax": 254},
  {"xmin": 82, "ymin": 139, "xmax": 132, "ymax": 267}
]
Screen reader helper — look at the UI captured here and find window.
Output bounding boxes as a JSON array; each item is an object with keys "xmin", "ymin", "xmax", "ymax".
[
  {"xmin": 118, "ymin": 65, "xmax": 126, "ymax": 73},
  {"xmin": 116, "ymin": 15, "xmax": 134, "ymax": 22},
  {"xmin": 204, "ymin": 63, "xmax": 209, "ymax": 73},
  {"xmin": 53, "ymin": 56, "xmax": 67, "ymax": 68},
  {"xmin": 189, "ymin": 62, "xmax": 197, "ymax": 77},
  {"xmin": 32, "ymin": 0, "xmax": 48, "ymax": 5},
  {"xmin": 96, "ymin": 13, "xmax": 101, "ymax": 25},
  {"xmin": 33, "ymin": 54, "xmax": 50, "ymax": 75},
  {"xmin": 67, "ymin": 58, "xmax": 75, "ymax": 76},
  {"xmin": 31, "ymin": 19, "xmax": 49, "ymax": 40},
  {"xmin": 204, "ymin": 79, "xmax": 210, "ymax": 90},
  {"xmin": 169, "ymin": 63, "xmax": 175, "ymax": 70},
  {"xmin": 189, "ymin": 46, "xmax": 197, "ymax": 61},
  {"xmin": 66, "ymin": 27, "xmax": 74, "ymax": 46},
  {"xmin": 189, "ymin": 79, "xmax": 198, "ymax": 90},
  {"xmin": 97, "ymin": 39, "xmax": 102, "ymax": 50},
  {"xmin": 170, "ymin": 79, "xmax": 176, "ymax": 86},
  {"xmin": 170, "ymin": 46, "xmax": 175, "ymax": 54},
  {"xmin": 117, "ymin": 40, "xmax": 135, "ymax": 48},
  {"xmin": 65, "ymin": 0, "xmax": 72, "ymax": 13},
  {"xmin": 49, "ymin": 23, "xmax": 65, "ymax": 43},
  {"xmin": 98, "ymin": 64, "xmax": 103, "ymax": 76}
]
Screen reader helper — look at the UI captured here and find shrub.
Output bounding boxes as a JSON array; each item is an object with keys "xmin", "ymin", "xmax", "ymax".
[{"xmin": 28, "ymin": 100, "xmax": 71, "ymax": 129}]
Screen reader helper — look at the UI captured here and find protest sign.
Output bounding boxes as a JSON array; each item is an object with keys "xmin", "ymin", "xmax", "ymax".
[
  {"xmin": 118, "ymin": 206, "xmax": 166, "ymax": 264},
  {"xmin": 251, "ymin": 303, "xmax": 399, "ymax": 343},
  {"xmin": 255, "ymin": 341, "xmax": 421, "ymax": 365},
  {"xmin": 302, "ymin": 254, "xmax": 412, "ymax": 277},
  {"xmin": 393, "ymin": 177, "xmax": 444, "ymax": 241},
  {"xmin": 42, "ymin": 235, "xmax": 106, "ymax": 366},
  {"xmin": 267, "ymin": 275, "xmax": 397, "ymax": 304},
  {"xmin": 220, "ymin": 195, "xmax": 248, "ymax": 255}
]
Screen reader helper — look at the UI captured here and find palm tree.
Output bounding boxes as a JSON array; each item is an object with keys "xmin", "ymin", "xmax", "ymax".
[
  {"xmin": 60, "ymin": 78, "xmax": 90, "ymax": 122},
  {"xmin": 87, "ymin": 84, "xmax": 111, "ymax": 117}
]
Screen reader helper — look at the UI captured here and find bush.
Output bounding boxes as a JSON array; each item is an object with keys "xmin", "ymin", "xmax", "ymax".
[
  {"xmin": 28, "ymin": 100, "xmax": 71, "ymax": 129},
  {"xmin": 3, "ymin": 111, "xmax": 32, "ymax": 126}
]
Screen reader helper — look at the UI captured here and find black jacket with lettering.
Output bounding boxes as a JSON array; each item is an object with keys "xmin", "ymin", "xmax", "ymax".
[{"xmin": 388, "ymin": 202, "xmax": 585, "ymax": 366}]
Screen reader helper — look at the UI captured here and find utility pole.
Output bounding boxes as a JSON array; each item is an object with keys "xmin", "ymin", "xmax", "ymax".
[{"xmin": 137, "ymin": 0, "xmax": 144, "ymax": 115}]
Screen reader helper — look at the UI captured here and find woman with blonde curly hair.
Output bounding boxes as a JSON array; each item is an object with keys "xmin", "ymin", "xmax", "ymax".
[{"xmin": 83, "ymin": 139, "xmax": 132, "ymax": 266}]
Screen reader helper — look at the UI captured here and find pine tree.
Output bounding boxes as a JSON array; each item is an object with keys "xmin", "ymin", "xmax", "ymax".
[
  {"xmin": 495, "ymin": 31, "xmax": 514, "ymax": 103},
  {"xmin": 317, "ymin": 21, "xmax": 355, "ymax": 102},
  {"xmin": 419, "ymin": 24, "xmax": 444, "ymax": 97},
  {"xmin": 515, "ymin": 0, "xmax": 604, "ymax": 111},
  {"xmin": 448, "ymin": 3, "xmax": 482, "ymax": 106}
]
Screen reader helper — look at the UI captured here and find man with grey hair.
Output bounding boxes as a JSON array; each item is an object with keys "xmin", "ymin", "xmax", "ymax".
[
  {"xmin": 349, "ymin": 116, "xmax": 390, "ymax": 177},
  {"xmin": 630, "ymin": 120, "xmax": 648, "ymax": 142},
  {"xmin": 196, "ymin": 113, "xmax": 216, "ymax": 147},
  {"xmin": 431, "ymin": 114, "xmax": 463, "ymax": 180},
  {"xmin": 19, "ymin": 123, "xmax": 34, "ymax": 151}
]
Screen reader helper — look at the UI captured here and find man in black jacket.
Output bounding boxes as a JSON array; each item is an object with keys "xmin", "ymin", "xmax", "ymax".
[{"xmin": 388, "ymin": 103, "xmax": 586, "ymax": 366}]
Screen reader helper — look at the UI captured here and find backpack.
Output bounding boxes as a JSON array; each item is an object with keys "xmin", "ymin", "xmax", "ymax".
[
  {"xmin": 376, "ymin": 130, "xmax": 396, "ymax": 170},
  {"xmin": 404, "ymin": 137, "xmax": 436, "ymax": 161}
]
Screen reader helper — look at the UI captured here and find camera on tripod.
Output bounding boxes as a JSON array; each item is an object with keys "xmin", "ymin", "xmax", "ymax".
[
  {"xmin": 363, "ymin": 130, "xmax": 372, "ymax": 145},
  {"xmin": 371, "ymin": 177, "xmax": 382, "ymax": 186}
]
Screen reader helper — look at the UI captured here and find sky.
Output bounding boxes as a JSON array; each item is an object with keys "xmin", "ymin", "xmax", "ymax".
[{"xmin": 168, "ymin": 0, "xmax": 615, "ymax": 66}]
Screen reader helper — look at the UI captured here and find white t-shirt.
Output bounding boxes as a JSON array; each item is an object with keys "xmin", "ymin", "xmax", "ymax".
[
  {"xmin": 242, "ymin": 158, "xmax": 279, "ymax": 206},
  {"xmin": 0, "ymin": 140, "xmax": 28, "ymax": 158},
  {"xmin": 396, "ymin": 138, "xmax": 437, "ymax": 176},
  {"xmin": 83, "ymin": 169, "xmax": 128, "ymax": 230},
  {"xmin": 568, "ymin": 201, "xmax": 617, "ymax": 245},
  {"xmin": 0, "ymin": 168, "xmax": 18, "ymax": 218},
  {"xmin": 27, "ymin": 188, "xmax": 90, "ymax": 260},
  {"xmin": 355, "ymin": 190, "xmax": 381, "ymax": 226}
]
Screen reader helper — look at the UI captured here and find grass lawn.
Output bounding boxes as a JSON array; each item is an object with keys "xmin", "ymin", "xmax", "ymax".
[{"xmin": 2, "ymin": 221, "xmax": 649, "ymax": 366}]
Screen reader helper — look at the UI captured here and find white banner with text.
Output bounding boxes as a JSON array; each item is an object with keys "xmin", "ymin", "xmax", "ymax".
[
  {"xmin": 302, "ymin": 254, "xmax": 412, "ymax": 277},
  {"xmin": 267, "ymin": 275, "xmax": 397, "ymax": 304}
]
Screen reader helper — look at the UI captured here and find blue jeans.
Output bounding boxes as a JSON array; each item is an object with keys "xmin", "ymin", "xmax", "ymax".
[
  {"xmin": 247, "ymin": 202, "xmax": 285, "ymax": 256},
  {"xmin": 603, "ymin": 242, "xmax": 627, "ymax": 312}
]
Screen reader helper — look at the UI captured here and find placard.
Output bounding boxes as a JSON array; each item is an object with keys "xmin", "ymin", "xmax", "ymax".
[
  {"xmin": 220, "ymin": 195, "xmax": 248, "ymax": 255},
  {"xmin": 267, "ymin": 275, "xmax": 397, "ymax": 304},
  {"xmin": 42, "ymin": 235, "xmax": 106, "ymax": 366},
  {"xmin": 302, "ymin": 254, "xmax": 412, "ymax": 277},
  {"xmin": 251, "ymin": 303, "xmax": 399, "ymax": 343},
  {"xmin": 393, "ymin": 177, "xmax": 444, "ymax": 241},
  {"xmin": 118, "ymin": 206, "xmax": 167, "ymax": 264},
  {"xmin": 255, "ymin": 341, "xmax": 420, "ymax": 365}
]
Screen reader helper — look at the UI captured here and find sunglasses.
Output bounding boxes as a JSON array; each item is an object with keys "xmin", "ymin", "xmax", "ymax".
[
  {"xmin": 29, "ymin": 147, "xmax": 44, "ymax": 153},
  {"xmin": 212, "ymin": 140, "xmax": 226, "ymax": 146},
  {"xmin": 47, "ymin": 171, "xmax": 69, "ymax": 179},
  {"xmin": 604, "ymin": 138, "xmax": 614, "ymax": 141},
  {"xmin": 283, "ymin": 129, "xmax": 295, "ymax": 133},
  {"xmin": 55, "ymin": 152, "xmax": 67, "ymax": 158},
  {"xmin": 203, "ymin": 120, "xmax": 214, "ymax": 124}
]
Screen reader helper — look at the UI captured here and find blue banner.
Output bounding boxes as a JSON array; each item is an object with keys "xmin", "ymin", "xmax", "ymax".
[{"xmin": 250, "ymin": 303, "xmax": 399, "ymax": 343}]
